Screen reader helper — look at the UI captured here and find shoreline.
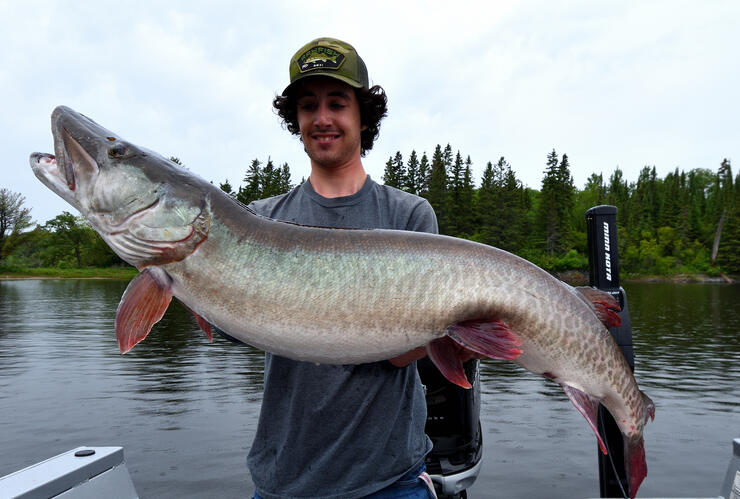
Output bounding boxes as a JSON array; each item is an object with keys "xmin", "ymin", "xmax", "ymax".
[
  {"xmin": 550, "ymin": 270, "xmax": 736, "ymax": 285},
  {"xmin": 0, "ymin": 267, "xmax": 138, "ymax": 281}
]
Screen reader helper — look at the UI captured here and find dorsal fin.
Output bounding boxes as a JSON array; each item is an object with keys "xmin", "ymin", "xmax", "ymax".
[{"xmin": 574, "ymin": 286, "xmax": 622, "ymax": 328}]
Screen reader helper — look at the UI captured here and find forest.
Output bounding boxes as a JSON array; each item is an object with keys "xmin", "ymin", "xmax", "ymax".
[{"xmin": 2, "ymin": 148, "xmax": 738, "ymax": 277}]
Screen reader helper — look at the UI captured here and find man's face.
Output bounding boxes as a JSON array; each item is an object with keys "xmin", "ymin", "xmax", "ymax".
[{"xmin": 295, "ymin": 77, "xmax": 365, "ymax": 169}]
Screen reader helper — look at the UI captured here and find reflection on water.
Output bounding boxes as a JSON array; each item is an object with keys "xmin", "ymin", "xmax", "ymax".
[
  {"xmin": 0, "ymin": 279, "xmax": 264, "ymax": 497},
  {"xmin": 1, "ymin": 280, "xmax": 739, "ymax": 497}
]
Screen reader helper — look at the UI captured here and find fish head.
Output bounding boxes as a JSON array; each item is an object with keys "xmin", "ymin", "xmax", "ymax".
[{"xmin": 30, "ymin": 106, "xmax": 210, "ymax": 268}]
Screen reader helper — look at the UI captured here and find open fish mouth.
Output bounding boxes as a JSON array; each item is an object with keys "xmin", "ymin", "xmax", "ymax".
[
  {"xmin": 29, "ymin": 149, "xmax": 80, "ymax": 212},
  {"xmin": 30, "ymin": 120, "xmax": 101, "ymax": 211},
  {"xmin": 31, "ymin": 152, "xmax": 63, "ymax": 184},
  {"xmin": 29, "ymin": 151, "xmax": 71, "ymax": 191}
]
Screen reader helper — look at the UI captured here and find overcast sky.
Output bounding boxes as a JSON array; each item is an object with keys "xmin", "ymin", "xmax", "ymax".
[{"xmin": 2, "ymin": 0, "xmax": 739, "ymax": 224}]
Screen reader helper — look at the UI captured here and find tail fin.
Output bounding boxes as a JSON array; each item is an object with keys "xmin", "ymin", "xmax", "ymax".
[
  {"xmin": 624, "ymin": 435, "xmax": 647, "ymax": 499},
  {"xmin": 625, "ymin": 392, "xmax": 655, "ymax": 498}
]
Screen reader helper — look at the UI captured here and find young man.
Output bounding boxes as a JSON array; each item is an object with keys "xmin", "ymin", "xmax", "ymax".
[{"xmin": 246, "ymin": 38, "xmax": 438, "ymax": 498}]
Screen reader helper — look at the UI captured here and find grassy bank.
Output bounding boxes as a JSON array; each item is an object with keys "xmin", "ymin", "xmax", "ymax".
[{"xmin": 0, "ymin": 265, "xmax": 138, "ymax": 280}]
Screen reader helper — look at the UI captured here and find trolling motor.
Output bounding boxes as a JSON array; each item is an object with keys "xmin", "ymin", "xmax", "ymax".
[
  {"xmin": 418, "ymin": 358, "xmax": 482, "ymax": 499},
  {"xmin": 585, "ymin": 205, "xmax": 635, "ymax": 498}
]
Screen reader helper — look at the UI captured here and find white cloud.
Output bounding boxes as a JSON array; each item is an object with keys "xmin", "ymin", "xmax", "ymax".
[{"xmin": 2, "ymin": 0, "xmax": 738, "ymax": 224}]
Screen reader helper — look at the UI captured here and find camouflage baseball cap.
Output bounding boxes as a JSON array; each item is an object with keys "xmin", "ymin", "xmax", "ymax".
[{"xmin": 283, "ymin": 37, "xmax": 369, "ymax": 95}]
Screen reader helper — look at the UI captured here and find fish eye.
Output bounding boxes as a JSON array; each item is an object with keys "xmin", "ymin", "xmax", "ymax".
[{"xmin": 108, "ymin": 144, "xmax": 127, "ymax": 158}]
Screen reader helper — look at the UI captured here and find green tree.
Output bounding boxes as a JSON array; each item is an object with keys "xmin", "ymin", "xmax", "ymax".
[
  {"xmin": 237, "ymin": 159, "xmax": 263, "ymax": 205},
  {"xmin": 261, "ymin": 157, "xmax": 288, "ymax": 199},
  {"xmin": 0, "ymin": 188, "xmax": 33, "ymax": 262},
  {"xmin": 630, "ymin": 166, "xmax": 660, "ymax": 240},
  {"xmin": 426, "ymin": 145, "xmax": 450, "ymax": 234},
  {"xmin": 383, "ymin": 151, "xmax": 405, "ymax": 189},
  {"xmin": 405, "ymin": 150, "xmax": 420, "ymax": 195},
  {"xmin": 571, "ymin": 173, "xmax": 607, "ymax": 253},
  {"xmin": 42, "ymin": 212, "xmax": 92, "ymax": 267},
  {"xmin": 447, "ymin": 151, "xmax": 465, "ymax": 235},
  {"xmin": 713, "ymin": 160, "xmax": 736, "ymax": 270},
  {"xmin": 535, "ymin": 150, "xmax": 573, "ymax": 254},
  {"xmin": 220, "ymin": 179, "xmax": 235, "ymax": 196},
  {"xmin": 417, "ymin": 152, "xmax": 431, "ymax": 197},
  {"xmin": 279, "ymin": 163, "xmax": 293, "ymax": 193},
  {"xmin": 457, "ymin": 155, "xmax": 476, "ymax": 236}
]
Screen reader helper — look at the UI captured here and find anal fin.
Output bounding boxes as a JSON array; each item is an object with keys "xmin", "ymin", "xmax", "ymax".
[
  {"xmin": 115, "ymin": 268, "xmax": 172, "ymax": 354},
  {"xmin": 561, "ymin": 383, "xmax": 608, "ymax": 455}
]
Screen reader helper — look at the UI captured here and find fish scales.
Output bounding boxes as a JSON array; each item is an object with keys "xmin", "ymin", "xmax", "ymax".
[{"xmin": 30, "ymin": 106, "xmax": 653, "ymax": 498}]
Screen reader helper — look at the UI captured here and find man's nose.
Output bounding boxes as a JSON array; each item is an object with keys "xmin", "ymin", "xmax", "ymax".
[{"xmin": 313, "ymin": 103, "xmax": 332, "ymax": 127}]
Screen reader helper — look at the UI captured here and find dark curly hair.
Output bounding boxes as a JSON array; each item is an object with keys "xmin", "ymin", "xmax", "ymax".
[{"xmin": 273, "ymin": 83, "xmax": 388, "ymax": 157}]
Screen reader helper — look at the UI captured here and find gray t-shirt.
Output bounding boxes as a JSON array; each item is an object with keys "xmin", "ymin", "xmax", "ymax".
[{"xmin": 246, "ymin": 176, "xmax": 437, "ymax": 499}]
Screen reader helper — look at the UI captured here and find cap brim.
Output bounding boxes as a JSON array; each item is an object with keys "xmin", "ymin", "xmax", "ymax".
[{"xmin": 282, "ymin": 72, "xmax": 365, "ymax": 96}]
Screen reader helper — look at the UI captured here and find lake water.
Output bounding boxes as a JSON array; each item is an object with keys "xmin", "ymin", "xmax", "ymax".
[{"xmin": 0, "ymin": 279, "xmax": 738, "ymax": 498}]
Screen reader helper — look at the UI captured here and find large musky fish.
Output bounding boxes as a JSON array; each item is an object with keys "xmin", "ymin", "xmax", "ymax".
[{"xmin": 30, "ymin": 106, "xmax": 654, "ymax": 497}]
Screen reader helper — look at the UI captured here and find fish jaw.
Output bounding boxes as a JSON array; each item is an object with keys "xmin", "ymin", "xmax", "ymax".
[
  {"xmin": 31, "ymin": 106, "xmax": 212, "ymax": 269},
  {"xmin": 29, "ymin": 152, "xmax": 77, "ymax": 209}
]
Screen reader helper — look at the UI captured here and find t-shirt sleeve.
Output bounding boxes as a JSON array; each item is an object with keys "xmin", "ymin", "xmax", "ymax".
[{"xmin": 406, "ymin": 199, "xmax": 439, "ymax": 235}]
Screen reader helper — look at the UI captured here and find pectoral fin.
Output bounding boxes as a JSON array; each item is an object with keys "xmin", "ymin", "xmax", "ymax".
[{"xmin": 115, "ymin": 268, "xmax": 172, "ymax": 353}]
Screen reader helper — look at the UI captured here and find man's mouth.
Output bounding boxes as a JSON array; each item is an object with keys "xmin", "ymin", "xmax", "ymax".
[{"xmin": 312, "ymin": 132, "xmax": 340, "ymax": 144}]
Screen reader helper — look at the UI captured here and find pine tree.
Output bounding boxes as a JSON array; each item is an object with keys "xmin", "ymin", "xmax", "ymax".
[
  {"xmin": 712, "ymin": 159, "xmax": 735, "ymax": 265},
  {"xmin": 477, "ymin": 158, "xmax": 504, "ymax": 247},
  {"xmin": 477, "ymin": 161, "xmax": 497, "ymax": 245},
  {"xmin": 535, "ymin": 149, "xmax": 561, "ymax": 254},
  {"xmin": 261, "ymin": 157, "xmax": 285, "ymax": 198},
  {"xmin": 556, "ymin": 153, "xmax": 575, "ymax": 247},
  {"xmin": 219, "ymin": 179, "xmax": 235, "ymax": 196},
  {"xmin": 459, "ymin": 155, "xmax": 476, "ymax": 236},
  {"xmin": 237, "ymin": 159, "xmax": 262, "ymax": 205},
  {"xmin": 716, "ymin": 170, "xmax": 740, "ymax": 273},
  {"xmin": 405, "ymin": 150, "xmax": 420, "ymax": 195},
  {"xmin": 280, "ymin": 163, "xmax": 293, "ymax": 193},
  {"xmin": 501, "ymin": 161, "xmax": 529, "ymax": 252},
  {"xmin": 418, "ymin": 152, "xmax": 431, "ymax": 197},
  {"xmin": 447, "ymin": 151, "xmax": 465, "ymax": 236},
  {"xmin": 427, "ymin": 145, "xmax": 450, "ymax": 234},
  {"xmin": 383, "ymin": 151, "xmax": 405, "ymax": 189}
]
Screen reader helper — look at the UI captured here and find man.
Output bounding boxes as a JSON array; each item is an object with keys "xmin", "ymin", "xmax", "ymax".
[{"xmin": 246, "ymin": 37, "xmax": 438, "ymax": 499}]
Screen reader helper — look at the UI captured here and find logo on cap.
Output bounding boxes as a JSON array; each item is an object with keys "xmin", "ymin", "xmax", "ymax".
[{"xmin": 297, "ymin": 46, "xmax": 345, "ymax": 73}]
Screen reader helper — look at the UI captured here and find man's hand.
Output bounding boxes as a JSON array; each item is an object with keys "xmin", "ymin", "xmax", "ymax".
[
  {"xmin": 389, "ymin": 344, "xmax": 485, "ymax": 368},
  {"xmin": 388, "ymin": 346, "xmax": 427, "ymax": 367}
]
